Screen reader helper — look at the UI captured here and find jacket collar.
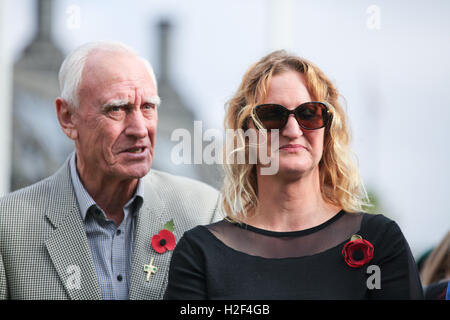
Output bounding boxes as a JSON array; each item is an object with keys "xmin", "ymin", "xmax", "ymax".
[{"xmin": 44, "ymin": 156, "xmax": 102, "ymax": 299}]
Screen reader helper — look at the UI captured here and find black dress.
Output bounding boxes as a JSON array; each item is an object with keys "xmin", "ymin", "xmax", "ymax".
[{"xmin": 165, "ymin": 211, "xmax": 424, "ymax": 299}]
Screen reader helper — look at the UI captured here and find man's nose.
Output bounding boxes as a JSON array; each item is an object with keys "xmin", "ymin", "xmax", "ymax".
[
  {"xmin": 124, "ymin": 110, "xmax": 148, "ymax": 138},
  {"xmin": 281, "ymin": 114, "xmax": 303, "ymax": 138}
]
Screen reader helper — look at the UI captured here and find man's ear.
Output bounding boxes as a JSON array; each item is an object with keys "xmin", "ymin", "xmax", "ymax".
[{"xmin": 56, "ymin": 97, "xmax": 78, "ymax": 140}]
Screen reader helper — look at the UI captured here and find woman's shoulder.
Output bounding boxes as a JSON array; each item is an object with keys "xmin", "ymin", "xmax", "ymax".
[
  {"xmin": 359, "ymin": 212, "xmax": 408, "ymax": 251},
  {"xmin": 178, "ymin": 220, "xmax": 228, "ymax": 247},
  {"xmin": 180, "ymin": 224, "xmax": 211, "ymax": 242},
  {"xmin": 360, "ymin": 212, "xmax": 397, "ymax": 230}
]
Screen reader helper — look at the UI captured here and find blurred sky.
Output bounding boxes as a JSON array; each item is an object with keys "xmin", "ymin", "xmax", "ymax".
[{"xmin": 3, "ymin": 0, "xmax": 450, "ymax": 257}]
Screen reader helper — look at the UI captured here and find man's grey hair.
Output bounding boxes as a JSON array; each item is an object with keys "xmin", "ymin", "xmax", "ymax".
[{"xmin": 58, "ymin": 40, "xmax": 158, "ymax": 108}]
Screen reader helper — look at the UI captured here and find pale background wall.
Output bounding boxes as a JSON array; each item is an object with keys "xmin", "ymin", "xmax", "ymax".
[{"xmin": 0, "ymin": 1, "xmax": 12, "ymax": 196}]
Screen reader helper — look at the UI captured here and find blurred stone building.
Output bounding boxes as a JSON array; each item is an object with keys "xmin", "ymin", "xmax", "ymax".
[
  {"xmin": 152, "ymin": 20, "xmax": 223, "ymax": 189},
  {"xmin": 11, "ymin": 0, "xmax": 222, "ymax": 191},
  {"xmin": 11, "ymin": 0, "xmax": 69, "ymax": 190}
]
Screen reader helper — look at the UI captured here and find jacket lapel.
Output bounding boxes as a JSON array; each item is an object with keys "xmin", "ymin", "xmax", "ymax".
[
  {"xmin": 129, "ymin": 175, "xmax": 174, "ymax": 300},
  {"xmin": 44, "ymin": 160, "xmax": 102, "ymax": 300}
]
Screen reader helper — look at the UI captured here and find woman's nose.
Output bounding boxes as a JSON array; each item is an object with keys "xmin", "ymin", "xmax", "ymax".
[{"xmin": 281, "ymin": 114, "xmax": 303, "ymax": 138}]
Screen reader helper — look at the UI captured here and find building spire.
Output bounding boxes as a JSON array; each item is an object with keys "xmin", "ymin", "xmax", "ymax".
[
  {"xmin": 158, "ymin": 20, "xmax": 170, "ymax": 82},
  {"xmin": 36, "ymin": 0, "xmax": 52, "ymax": 41},
  {"xmin": 19, "ymin": 0, "xmax": 63, "ymax": 74}
]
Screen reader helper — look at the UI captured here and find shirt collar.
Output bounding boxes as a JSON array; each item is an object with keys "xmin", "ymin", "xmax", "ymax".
[{"xmin": 69, "ymin": 151, "xmax": 144, "ymax": 221}]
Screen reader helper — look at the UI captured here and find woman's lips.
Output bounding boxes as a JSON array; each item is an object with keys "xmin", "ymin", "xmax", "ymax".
[{"xmin": 279, "ymin": 144, "xmax": 306, "ymax": 152}]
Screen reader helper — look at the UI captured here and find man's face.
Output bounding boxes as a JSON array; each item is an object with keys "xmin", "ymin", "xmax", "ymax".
[{"xmin": 73, "ymin": 50, "xmax": 158, "ymax": 181}]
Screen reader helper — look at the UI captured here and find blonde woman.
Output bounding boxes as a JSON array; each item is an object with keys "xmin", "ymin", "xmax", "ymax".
[{"xmin": 165, "ymin": 51, "xmax": 423, "ymax": 299}]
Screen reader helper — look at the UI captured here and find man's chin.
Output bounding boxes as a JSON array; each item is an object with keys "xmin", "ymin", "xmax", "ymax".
[{"xmin": 114, "ymin": 162, "xmax": 152, "ymax": 180}]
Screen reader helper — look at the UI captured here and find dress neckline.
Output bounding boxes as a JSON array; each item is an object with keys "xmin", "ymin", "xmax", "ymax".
[{"xmin": 234, "ymin": 209, "xmax": 346, "ymax": 237}]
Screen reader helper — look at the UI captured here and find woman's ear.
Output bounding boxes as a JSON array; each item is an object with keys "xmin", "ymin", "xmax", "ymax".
[{"xmin": 55, "ymin": 98, "xmax": 78, "ymax": 140}]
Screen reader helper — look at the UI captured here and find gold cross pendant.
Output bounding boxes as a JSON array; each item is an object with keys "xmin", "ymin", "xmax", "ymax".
[{"xmin": 143, "ymin": 257, "xmax": 158, "ymax": 282}]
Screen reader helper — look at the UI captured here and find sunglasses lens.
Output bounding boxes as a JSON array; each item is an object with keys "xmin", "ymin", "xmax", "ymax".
[
  {"xmin": 295, "ymin": 102, "xmax": 328, "ymax": 129},
  {"xmin": 254, "ymin": 102, "xmax": 329, "ymax": 130},
  {"xmin": 254, "ymin": 104, "xmax": 286, "ymax": 130}
]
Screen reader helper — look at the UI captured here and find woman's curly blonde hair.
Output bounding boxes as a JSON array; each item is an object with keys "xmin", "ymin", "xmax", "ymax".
[{"xmin": 221, "ymin": 50, "xmax": 370, "ymax": 221}]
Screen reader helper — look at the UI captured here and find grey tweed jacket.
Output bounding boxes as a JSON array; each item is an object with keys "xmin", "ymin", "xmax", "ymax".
[{"xmin": 0, "ymin": 157, "xmax": 221, "ymax": 300}]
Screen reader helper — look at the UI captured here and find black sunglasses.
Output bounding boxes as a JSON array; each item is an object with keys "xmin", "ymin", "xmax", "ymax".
[{"xmin": 252, "ymin": 101, "xmax": 332, "ymax": 130}]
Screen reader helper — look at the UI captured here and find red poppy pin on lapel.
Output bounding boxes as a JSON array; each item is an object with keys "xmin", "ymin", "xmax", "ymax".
[
  {"xmin": 144, "ymin": 219, "xmax": 177, "ymax": 282},
  {"xmin": 152, "ymin": 219, "xmax": 176, "ymax": 253},
  {"xmin": 342, "ymin": 234, "xmax": 374, "ymax": 268}
]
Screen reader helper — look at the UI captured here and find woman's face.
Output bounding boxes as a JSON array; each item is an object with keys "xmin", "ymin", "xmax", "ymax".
[{"xmin": 256, "ymin": 70, "xmax": 325, "ymax": 179}]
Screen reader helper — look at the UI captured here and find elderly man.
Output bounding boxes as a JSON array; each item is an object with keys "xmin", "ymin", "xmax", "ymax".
[{"xmin": 0, "ymin": 41, "xmax": 220, "ymax": 300}]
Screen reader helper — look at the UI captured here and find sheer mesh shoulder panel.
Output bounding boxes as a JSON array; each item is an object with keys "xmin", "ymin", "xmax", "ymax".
[{"xmin": 207, "ymin": 211, "xmax": 362, "ymax": 259}]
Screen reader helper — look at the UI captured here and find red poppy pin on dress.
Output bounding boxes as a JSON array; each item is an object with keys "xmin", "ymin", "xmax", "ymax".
[
  {"xmin": 342, "ymin": 234, "xmax": 374, "ymax": 268},
  {"xmin": 144, "ymin": 219, "xmax": 177, "ymax": 282}
]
